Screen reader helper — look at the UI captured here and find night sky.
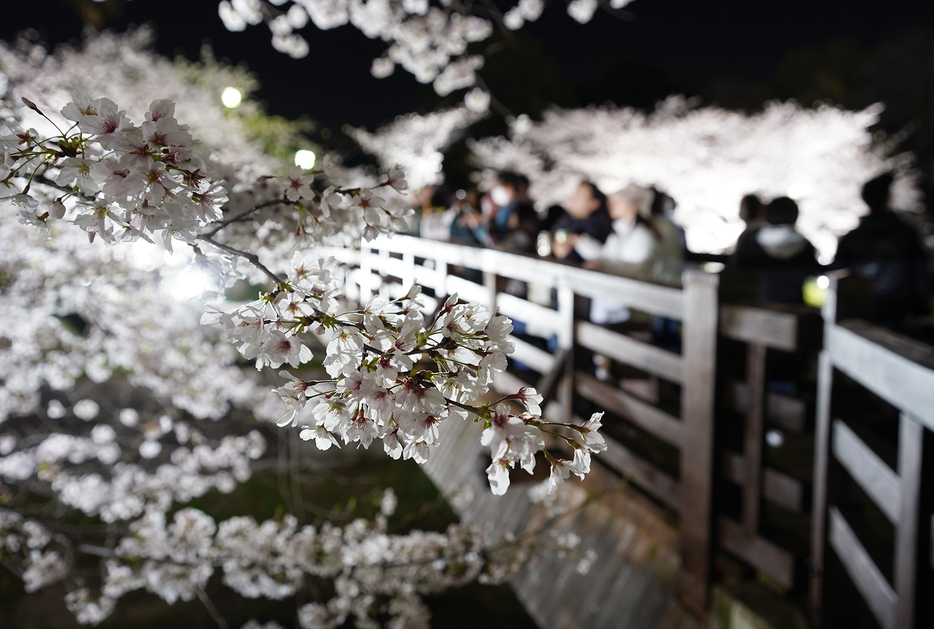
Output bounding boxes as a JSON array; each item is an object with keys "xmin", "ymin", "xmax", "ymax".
[{"xmin": 3, "ymin": 0, "xmax": 934, "ymax": 130}]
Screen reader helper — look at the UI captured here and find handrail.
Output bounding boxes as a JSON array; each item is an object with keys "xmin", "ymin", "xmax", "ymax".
[
  {"xmin": 352, "ymin": 235, "xmax": 685, "ymax": 318},
  {"xmin": 811, "ymin": 275, "xmax": 932, "ymax": 629},
  {"xmin": 827, "ymin": 320, "xmax": 934, "ymax": 431},
  {"xmin": 328, "ymin": 236, "xmax": 934, "ymax": 626},
  {"xmin": 328, "ymin": 235, "xmax": 718, "ymax": 614}
]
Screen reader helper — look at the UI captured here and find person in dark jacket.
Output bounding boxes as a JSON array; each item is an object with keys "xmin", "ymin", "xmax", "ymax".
[
  {"xmin": 834, "ymin": 172, "xmax": 930, "ymax": 329},
  {"xmin": 550, "ymin": 181, "xmax": 613, "ymax": 262},
  {"xmin": 497, "ymin": 201, "xmax": 539, "ymax": 254},
  {"xmin": 732, "ymin": 196, "xmax": 820, "ymax": 303},
  {"xmin": 489, "ymin": 171, "xmax": 531, "ymax": 239},
  {"xmin": 733, "ymin": 193, "xmax": 765, "ymax": 252}
]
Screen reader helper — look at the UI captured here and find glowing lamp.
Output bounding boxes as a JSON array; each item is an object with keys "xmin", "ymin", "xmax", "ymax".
[
  {"xmin": 170, "ymin": 267, "xmax": 211, "ymax": 300},
  {"xmin": 294, "ymin": 149, "xmax": 316, "ymax": 170},
  {"xmin": 221, "ymin": 87, "xmax": 242, "ymax": 109}
]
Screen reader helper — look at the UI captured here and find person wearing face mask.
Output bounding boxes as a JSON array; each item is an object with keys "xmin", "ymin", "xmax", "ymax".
[
  {"xmin": 489, "ymin": 171, "xmax": 531, "ymax": 240},
  {"xmin": 573, "ymin": 184, "xmax": 660, "ymax": 275},
  {"xmin": 563, "ymin": 183, "xmax": 660, "ymax": 325}
]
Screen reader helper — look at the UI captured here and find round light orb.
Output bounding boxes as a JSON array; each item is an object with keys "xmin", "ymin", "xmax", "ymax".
[
  {"xmin": 803, "ymin": 276, "xmax": 828, "ymax": 308},
  {"xmin": 294, "ymin": 149, "xmax": 316, "ymax": 170},
  {"xmin": 171, "ymin": 267, "xmax": 211, "ymax": 300},
  {"xmin": 765, "ymin": 429, "xmax": 785, "ymax": 448},
  {"xmin": 221, "ymin": 86, "xmax": 242, "ymax": 109}
]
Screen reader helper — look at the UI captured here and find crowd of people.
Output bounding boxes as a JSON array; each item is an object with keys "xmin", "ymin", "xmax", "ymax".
[{"xmin": 407, "ymin": 171, "xmax": 932, "ymax": 337}]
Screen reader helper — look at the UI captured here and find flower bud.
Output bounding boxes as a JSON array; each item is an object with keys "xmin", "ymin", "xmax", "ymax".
[
  {"xmin": 21, "ymin": 97, "xmax": 43, "ymax": 115},
  {"xmin": 50, "ymin": 199, "xmax": 66, "ymax": 220}
]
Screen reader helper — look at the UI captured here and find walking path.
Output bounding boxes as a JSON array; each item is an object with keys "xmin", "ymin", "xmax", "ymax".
[{"xmin": 421, "ymin": 415, "xmax": 703, "ymax": 629}]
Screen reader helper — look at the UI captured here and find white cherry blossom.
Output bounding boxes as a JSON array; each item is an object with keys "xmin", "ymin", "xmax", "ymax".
[{"xmin": 0, "ymin": 54, "xmax": 605, "ymax": 625}]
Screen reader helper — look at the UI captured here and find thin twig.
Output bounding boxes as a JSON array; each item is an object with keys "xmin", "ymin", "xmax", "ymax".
[
  {"xmin": 200, "ymin": 197, "xmax": 291, "ymax": 238},
  {"xmin": 196, "ymin": 235, "xmax": 284, "ymax": 286},
  {"xmin": 290, "ymin": 428, "xmax": 305, "ymax": 524},
  {"xmin": 196, "ymin": 588, "xmax": 229, "ymax": 629},
  {"xmin": 474, "ymin": 74, "xmax": 514, "ymax": 119},
  {"xmin": 77, "ymin": 543, "xmax": 113, "ymax": 557},
  {"xmin": 33, "ymin": 173, "xmax": 78, "ymax": 197},
  {"xmin": 478, "ymin": 0, "xmax": 520, "ymax": 47}
]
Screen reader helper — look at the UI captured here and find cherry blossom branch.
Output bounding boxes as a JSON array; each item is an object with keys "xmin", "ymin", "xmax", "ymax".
[
  {"xmin": 196, "ymin": 234, "xmax": 285, "ymax": 286},
  {"xmin": 477, "ymin": 0, "xmax": 520, "ymax": 46},
  {"xmin": 4, "ymin": 90, "xmax": 605, "ymax": 502},
  {"xmin": 197, "ymin": 589, "xmax": 229, "ymax": 629},
  {"xmin": 200, "ymin": 196, "xmax": 293, "ymax": 238}
]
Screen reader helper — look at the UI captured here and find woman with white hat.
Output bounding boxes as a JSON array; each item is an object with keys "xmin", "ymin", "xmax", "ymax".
[{"xmin": 570, "ymin": 183, "xmax": 662, "ymax": 324}]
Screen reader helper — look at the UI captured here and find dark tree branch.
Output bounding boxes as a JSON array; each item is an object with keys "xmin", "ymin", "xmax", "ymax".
[
  {"xmin": 196, "ymin": 235, "xmax": 284, "ymax": 286},
  {"xmin": 200, "ymin": 197, "xmax": 292, "ymax": 239}
]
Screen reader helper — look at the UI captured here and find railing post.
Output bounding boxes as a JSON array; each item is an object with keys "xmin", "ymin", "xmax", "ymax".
[
  {"xmin": 483, "ymin": 270, "xmax": 497, "ymax": 311},
  {"xmin": 679, "ymin": 268, "xmax": 719, "ymax": 615},
  {"xmin": 742, "ymin": 342, "xmax": 767, "ymax": 535},
  {"xmin": 810, "ymin": 274, "xmax": 840, "ymax": 617},
  {"xmin": 378, "ymin": 247, "xmax": 390, "ymax": 298},
  {"xmin": 402, "ymin": 251, "xmax": 415, "ymax": 292},
  {"xmin": 359, "ymin": 241, "xmax": 373, "ymax": 303},
  {"xmin": 895, "ymin": 413, "xmax": 924, "ymax": 629},
  {"xmin": 435, "ymin": 255, "xmax": 447, "ymax": 300},
  {"xmin": 556, "ymin": 285, "xmax": 576, "ymax": 424}
]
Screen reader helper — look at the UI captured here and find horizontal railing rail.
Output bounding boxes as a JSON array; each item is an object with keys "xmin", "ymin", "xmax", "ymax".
[
  {"xmin": 326, "ymin": 235, "xmax": 717, "ymax": 613},
  {"xmin": 811, "ymin": 276, "xmax": 933, "ymax": 629},
  {"xmin": 716, "ymin": 301, "xmax": 821, "ymax": 590},
  {"xmin": 323, "ymin": 236, "xmax": 933, "ymax": 626}
]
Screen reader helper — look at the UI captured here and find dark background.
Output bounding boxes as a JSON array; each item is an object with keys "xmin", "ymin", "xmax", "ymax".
[{"xmin": 4, "ymin": 0, "xmax": 934, "ymax": 183}]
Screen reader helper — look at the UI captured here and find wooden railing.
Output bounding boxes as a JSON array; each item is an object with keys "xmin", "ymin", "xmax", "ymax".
[
  {"xmin": 810, "ymin": 276, "xmax": 934, "ymax": 629},
  {"xmin": 717, "ymin": 303, "xmax": 821, "ymax": 591},
  {"xmin": 324, "ymin": 236, "xmax": 934, "ymax": 626},
  {"xmin": 328, "ymin": 235, "xmax": 720, "ymax": 614}
]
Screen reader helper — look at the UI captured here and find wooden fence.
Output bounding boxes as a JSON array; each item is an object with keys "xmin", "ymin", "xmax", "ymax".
[
  {"xmin": 324, "ymin": 236, "xmax": 934, "ymax": 626},
  {"xmin": 718, "ymin": 302, "xmax": 821, "ymax": 591},
  {"xmin": 810, "ymin": 276, "xmax": 934, "ymax": 629},
  {"xmin": 328, "ymin": 234, "xmax": 719, "ymax": 614}
]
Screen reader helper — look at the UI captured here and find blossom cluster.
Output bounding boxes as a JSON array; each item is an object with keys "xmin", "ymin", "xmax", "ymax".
[
  {"xmin": 0, "ymin": 84, "xmax": 409, "ymax": 271},
  {"xmin": 267, "ymin": 287, "xmax": 517, "ymax": 461},
  {"xmin": 0, "ymin": 44, "xmax": 606, "ymax": 628},
  {"xmin": 5, "ymin": 87, "xmax": 410, "ymax": 254},
  {"xmin": 6, "ymin": 90, "xmax": 223, "ymax": 247},
  {"xmin": 0, "ymin": 398, "xmax": 266, "ymax": 523},
  {"xmin": 213, "ymin": 0, "xmax": 639, "ymax": 106},
  {"xmin": 483, "ymin": 406, "xmax": 607, "ymax": 495},
  {"xmin": 218, "ymin": 0, "xmax": 493, "ymax": 90},
  {"xmin": 2, "ymin": 88, "xmax": 602, "ymax": 493},
  {"xmin": 63, "ymin": 495, "xmax": 549, "ymax": 628},
  {"xmin": 215, "ymin": 265, "xmax": 606, "ymax": 494},
  {"xmin": 0, "ymin": 508, "xmax": 69, "ymax": 594}
]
